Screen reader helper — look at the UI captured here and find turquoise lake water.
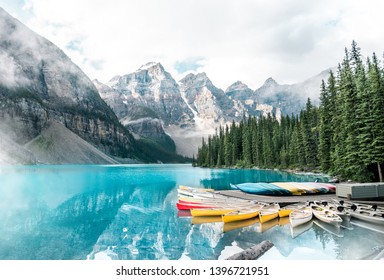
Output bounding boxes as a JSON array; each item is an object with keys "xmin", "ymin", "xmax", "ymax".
[{"xmin": 0, "ymin": 164, "xmax": 383, "ymax": 260}]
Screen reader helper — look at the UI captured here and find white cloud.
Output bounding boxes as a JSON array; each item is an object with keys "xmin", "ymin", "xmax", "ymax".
[{"xmin": 2, "ymin": 0, "xmax": 384, "ymax": 90}]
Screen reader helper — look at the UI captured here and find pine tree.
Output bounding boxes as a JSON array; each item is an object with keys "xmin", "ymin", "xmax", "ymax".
[
  {"xmin": 339, "ymin": 47, "xmax": 367, "ymax": 180},
  {"xmin": 224, "ymin": 125, "xmax": 232, "ymax": 167},
  {"xmin": 366, "ymin": 53, "xmax": 384, "ymax": 181},
  {"xmin": 242, "ymin": 118, "xmax": 252, "ymax": 166},
  {"xmin": 301, "ymin": 98, "xmax": 317, "ymax": 168},
  {"xmin": 319, "ymin": 80, "xmax": 332, "ymax": 171}
]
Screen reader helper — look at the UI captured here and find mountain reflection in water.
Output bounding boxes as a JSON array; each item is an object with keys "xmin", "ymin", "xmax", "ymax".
[{"xmin": 0, "ymin": 164, "xmax": 382, "ymax": 260}]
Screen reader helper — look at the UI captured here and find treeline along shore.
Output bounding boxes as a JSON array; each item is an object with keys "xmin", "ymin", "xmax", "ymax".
[{"xmin": 194, "ymin": 42, "xmax": 384, "ymax": 183}]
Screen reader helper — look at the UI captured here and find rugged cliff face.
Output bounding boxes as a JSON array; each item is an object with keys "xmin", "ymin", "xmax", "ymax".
[
  {"xmin": 100, "ymin": 62, "xmax": 194, "ymax": 127},
  {"xmin": 0, "ymin": 7, "xmax": 140, "ymax": 163}
]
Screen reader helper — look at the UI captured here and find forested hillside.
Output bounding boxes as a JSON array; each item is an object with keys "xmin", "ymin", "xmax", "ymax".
[{"xmin": 194, "ymin": 42, "xmax": 384, "ymax": 182}]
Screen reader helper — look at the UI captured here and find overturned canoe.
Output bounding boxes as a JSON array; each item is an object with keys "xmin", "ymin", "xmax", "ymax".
[{"xmin": 230, "ymin": 183, "xmax": 292, "ymax": 196}]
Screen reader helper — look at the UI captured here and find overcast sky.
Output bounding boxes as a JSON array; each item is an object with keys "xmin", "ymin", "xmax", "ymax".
[{"xmin": 1, "ymin": 0, "xmax": 384, "ymax": 90}]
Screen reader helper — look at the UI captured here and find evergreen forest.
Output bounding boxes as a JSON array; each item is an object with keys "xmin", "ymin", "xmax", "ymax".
[{"xmin": 194, "ymin": 42, "xmax": 384, "ymax": 182}]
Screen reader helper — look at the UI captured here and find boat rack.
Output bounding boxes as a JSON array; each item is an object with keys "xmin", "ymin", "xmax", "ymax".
[{"xmin": 336, "ymin": 183, "xmax": 384, "ymax": 200}]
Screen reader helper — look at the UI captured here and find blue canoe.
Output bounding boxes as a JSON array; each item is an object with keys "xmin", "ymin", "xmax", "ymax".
[{"xmin": 230, "ymin": 182, "xmax": 292, "ymax": 196}]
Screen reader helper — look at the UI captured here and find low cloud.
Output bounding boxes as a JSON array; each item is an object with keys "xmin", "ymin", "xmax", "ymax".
[{"xmin": 4, "ymin": 0, "xmax": 384, "ymax": 89}]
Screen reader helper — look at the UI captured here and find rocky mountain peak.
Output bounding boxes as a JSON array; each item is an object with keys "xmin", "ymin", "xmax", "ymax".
[
  {"xmin": 226, "ymin": 81, "xmax": 250, "ymax": 92},
  {"xmin": 137, "ymin": 62, "xmax": 163, "ymax": 71},
  {"xmin": 263, "ymin": 77, "xmax": 278, "ymax": 87},
  {"xmin": 179, "ymin": 72, "xmax": 213, "ymax": 90}
]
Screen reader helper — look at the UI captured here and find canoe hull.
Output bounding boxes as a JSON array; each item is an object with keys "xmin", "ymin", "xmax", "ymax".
[
  {"xmin": 190, "ymin": 208, "xmax": 235, "ymax": 217},
  {"xmin": 311, "ymin": 205, "xmax": 342, "ymax": 227},
  {"xmin": 259, "ymin": 211, "xmax": 279, "ymax": 224},
  {"xmin": 350, "ymin": 210, "xmax": 384, "ymax": 225},
  {"xmin": 289, "ymin": 208, "xmax": 313, "ymax": 228}
]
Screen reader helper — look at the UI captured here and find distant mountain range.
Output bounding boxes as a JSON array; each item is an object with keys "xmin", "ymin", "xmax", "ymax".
[
  {"xmin": 0, "ymin": 6, "xmax": 332, "ymax": 164},
  {"xmin": 95, "ymin": 62, "xmax": 332, "ymax": 157}
]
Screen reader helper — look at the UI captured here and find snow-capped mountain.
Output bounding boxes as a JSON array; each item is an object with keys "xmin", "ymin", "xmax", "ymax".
[
  {"xmin": 99, "ymin": 62, "xmax": 194, "ymax": 126},
  {"xmin": 96, "ymin": 63, "xmax": 331, "ymax": 157}
]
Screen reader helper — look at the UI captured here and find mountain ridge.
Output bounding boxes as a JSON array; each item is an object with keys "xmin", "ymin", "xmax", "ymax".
[{"xmin": 96, "ymin": 62, "xmax": 332, "ymax": 157}]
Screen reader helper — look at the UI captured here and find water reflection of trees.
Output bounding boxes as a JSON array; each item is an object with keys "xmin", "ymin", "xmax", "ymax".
[
  {"xmin": 199, "ymin": 168, "xmax": 329, "ymax": 190},
  {"xmin": 312, "ymin": 222, "xmax": 335, "ymax": 249}
]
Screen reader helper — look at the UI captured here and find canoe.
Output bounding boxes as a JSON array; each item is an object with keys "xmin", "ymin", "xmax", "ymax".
[
  {"xmin": 179, "ymin": 185, "xmax": 215, "ymax": 192},
  {"xmin": 298, "ymin": 182, "xmax": 329, "ymax": 193},
  {"xmin": 259, "ymin": 209, "xmax": 279, "ymax": 224},
  {"xmin": 190, "ymin": 207, "xmax": 236, "ymax": 217},
  {"xmin": 179, "ymin": 194, "xmax": 248, "ymax": 203},
  {"xmin": 310, "ymin": 204, "xmax": 342, "ymax": 227},
  {"xmin": 289, "ymin": 206, "xmax": 313, "ymax": 228},
  {"xmin": 176, "ymin": 202, "xmax": 216, "ymax": 210},
  {"xmin": 259, "ymin": 203, "xmax": 280, "ymax": 224},
  {"xmin": 333, "ymin": 200, "xmax": 384, "ymax": 224},
  {"xmin": 230, "ymin": 182, "xmax": 292, "ymax": 196},
  {"xmin": 271, "ymin": 182, "xmax": 305, "ymax": 196},
  {"xmin": 177, "ymin": 188, "xmax": 218, "ymax": 197},
  {"xmin": 278, "ymin": 203, "xmax": 307, "ymax": 218},
  {"xmin": 178, "ymin": 187, "xmax": 223, "ymax": 199},
  {"xmin": 348, "ymin": 207, "xmax": 384, "ymax": 225},
  {"xmin": 319, "ymin": 201, "xmax": 351, "ymax": 222},
  {"xmin": 347, "ymin": 202, "xmax": 384, "ymax": 213},
  {"xmin": 222, "ymin": 204, "xmax": 265, "ymax": 223},
  {"xmin": 279, "ymin": 208, "xmax": 295, "ymax": 218}
]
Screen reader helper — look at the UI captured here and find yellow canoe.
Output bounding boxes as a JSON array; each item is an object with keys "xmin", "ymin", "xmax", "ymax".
[
  {"xmin": 259, "ymin": 210, "xmax": 279, "ymax": 224},
  {"xmin": 190, "ymin": 207, "xmax": 235, "ymax": 217},
  {"xmin": 222, "ymin": 204, "xmax": 264, "ymax": 223},
  {"xmin": 222, "ymin": 209, "xmax": 260, "ymax": 223},
  {"xmin": 278, "ymin": 203, "xmax": 307, "ymax": 218},
  {"xmin": 278, "ymin": 208, "xmax": 295, "ymax": 218},
  {"xmin": 259, "ymin": 203, "xmax": 280, "ymax": 224}
]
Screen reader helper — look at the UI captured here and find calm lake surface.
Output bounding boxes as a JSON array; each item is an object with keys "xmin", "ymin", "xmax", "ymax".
[{"xmin": 0, "ymin": 164, "xmax": 383, "ymax": 260}]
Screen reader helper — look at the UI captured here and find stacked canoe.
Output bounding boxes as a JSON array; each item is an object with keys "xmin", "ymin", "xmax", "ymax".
[
  {"xmin": 230, "ymin": 182, "xmax": 336, "ymax": 196},
  {"xmin": 176, "ymin": 185, "xmax": 277, "ymax": 224},
  {"xmin": 176, "ymin": 186, "xmax": 384, "ymax": 237}
]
